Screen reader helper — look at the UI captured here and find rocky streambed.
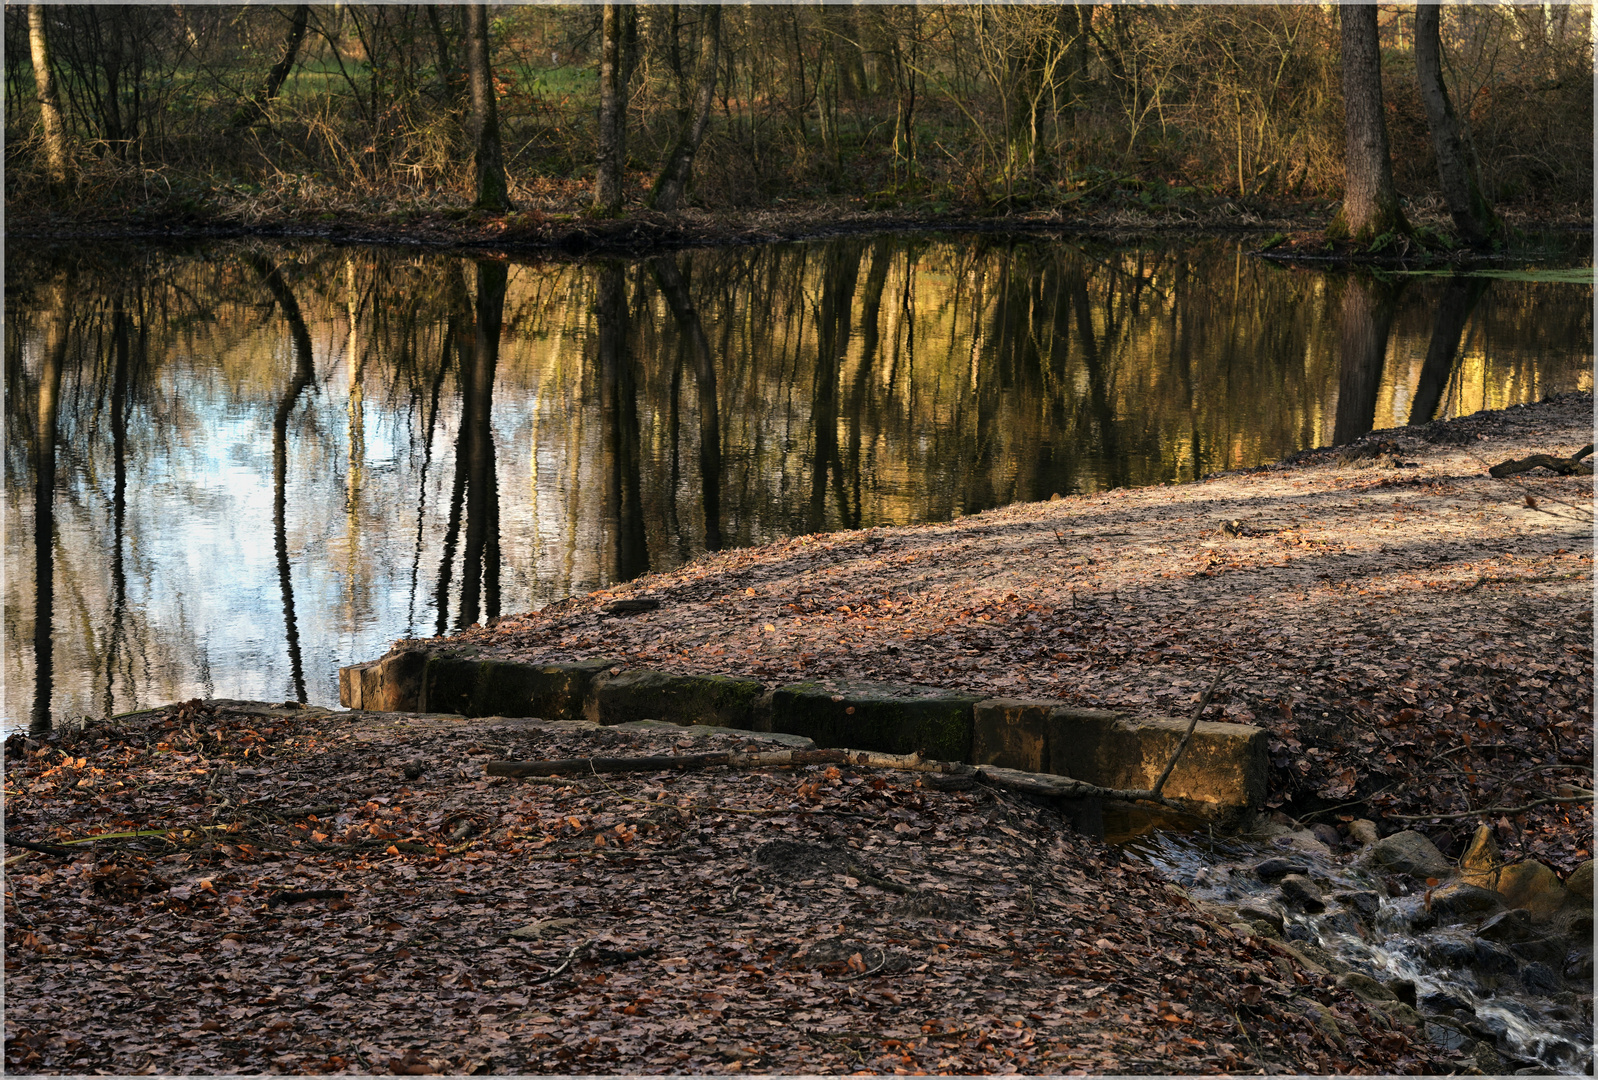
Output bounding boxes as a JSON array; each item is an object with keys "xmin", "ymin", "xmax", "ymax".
[{"xmin": 1132, "ymin": 814, "xmax": 1594, "ymax": 1075}]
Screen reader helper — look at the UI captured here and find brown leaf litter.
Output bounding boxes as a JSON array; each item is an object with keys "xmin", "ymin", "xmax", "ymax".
[
  {"xmin": 6, "ymin": 701, "xmax": 1453, "ymax": 1075},
  {"xmin": 421, "ymin": 393, "xmax": 1594, "ymax": 873}
]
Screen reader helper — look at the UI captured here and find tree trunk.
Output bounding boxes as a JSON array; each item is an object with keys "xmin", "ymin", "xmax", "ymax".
[
  {"xmin": 1414, "ymin": 2, "xmax": 1498, "ymax": 247},
  {"xmin": 426, "ymin": 5, "xmax": 465, "ymax": 104},
  {"xmin": 230, "ymin": 4, "xmax": 309, "ymax": 130},
  {"xmin": 1331, "ymin": 4, "xmax": 1408, "ymax": 244},
  {"xmin": 594, "ymin": 3, "xmax": 628, "ymax": 215},
  {"xmin": 27, "ymin": 5, "xmax": 69, "ymax": 184},
  {"xmin": 466, "ymin": 4, "xmax": 512, "ymax": 212},
  {"xmin": 650, "ymin": 6, "xmax": 721, "ymax": 212}
]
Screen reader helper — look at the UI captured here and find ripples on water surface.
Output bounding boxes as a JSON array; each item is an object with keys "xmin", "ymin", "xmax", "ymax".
[{"xmin": 5, "ymin": 236, "xmax": 1591, "ymax": 728}]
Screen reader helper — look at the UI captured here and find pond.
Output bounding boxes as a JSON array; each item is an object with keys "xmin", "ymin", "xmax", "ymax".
[{"xmin": 5, "ymin": 235, "xmax": 1592, "ymax": 730}]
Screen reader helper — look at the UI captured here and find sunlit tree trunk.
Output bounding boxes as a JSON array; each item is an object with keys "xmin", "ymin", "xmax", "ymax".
[
  {"xmin": 594, "ymin": 3, "xmax": 629, "ymax": 215},
  {"xmin": 1414, "ymin": 2, "xmax": 1498, "ymax": 247},
  {"xmin": 230, "ymin": 4, "xmax": 309, "ymax": 129},
  {"xmin": 466, "ymin": 4, "xmax": 512, "ymax": 212},
  {"xmin": 27, "ymin": 5, "xmax": 69, "ymax": 184},
  {"xmin": 1330, "ymin": 4, "xmax": 1408, "ymax": 244},
  {"xmin": 650, "ymin": 6, "xmax": 721, "ymax": 212}
]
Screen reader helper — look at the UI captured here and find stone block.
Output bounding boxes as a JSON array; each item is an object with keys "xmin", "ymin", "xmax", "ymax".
[
  {"xmin": 423, "ymin": 655, "xmax": 616, "ymax": 721},
  {"xmin": 1565, "ymin": 859, "xmax": 1593, "ymax": 901},
  {"xmin": 1072, "ymin": 714, "xmax": 1268, "ymax": 809},
  {"xmin": 971, "ymin": 699, "xmax": 1118, "ymax": 773},
  {"xmin": 338, "ymin": 650, "xmax": 427, "ymax": 712},
  {"xmin": 770, "ymin": 680, "xmax": 979, "ymax": 762},
  {"xmin": 1496, "ymin": 860, "xmax": 1566, "ymax": 918},
  {"xmin": 586, "ymin": 670, "xmax": 765, "ymax": 729},
  {"xmin": 1365, "ymin": 830, "xmax": 1454, "ymax": 880},
  {"xmin": 972, "ymin": 699, "xmax": 1266, "ymax": 811}
]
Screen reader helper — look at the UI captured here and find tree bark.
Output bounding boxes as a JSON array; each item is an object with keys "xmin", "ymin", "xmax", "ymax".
[
  {"xmin": 649, "ymin": 6, "xmax": 721, "ymax": 213},
  {"xmin": 230, "ymin": 4, "xmax": 309, "ymax": 130},
  {"xmin": 1414, "ymin": 2, "xmax": 1498, "ymax": 247},
  {"xmin": 27, "ymin": 5, "xmax": 69, "ymax": 184},
  {"xmin": 594, "ymin": 3, "xmax": 628, "ymax": 215},
  {"xmin": 1331, "ymin": 4, "xmax": 1408, "ymax": 244},
  {"xmin": 466, "ymin": 4, "xmax": 512, "ymax": 212}
]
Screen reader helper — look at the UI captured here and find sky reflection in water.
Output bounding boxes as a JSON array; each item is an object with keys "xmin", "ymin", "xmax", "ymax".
[{"xmin": 4, "ymin": 236, "xmax": 1591, "ymax": 729}]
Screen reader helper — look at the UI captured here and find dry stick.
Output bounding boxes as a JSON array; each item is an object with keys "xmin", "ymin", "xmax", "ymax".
[
  {"xmin": 1392, "ymin": 792, "xmax": 1592, "ymax": 822},
  {"xmin": 1151, "ymin": 670, "xmax": 1226, "ymax": 798}
]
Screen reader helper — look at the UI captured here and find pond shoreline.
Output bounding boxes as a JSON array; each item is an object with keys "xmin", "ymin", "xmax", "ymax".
[
  {"xmin": 390, "ymin": 392, "xmax": 1594, "ymax": 873},
  {"xmin": 6, "ymin": 199, "xmax": 1590, "ymax": 259}
]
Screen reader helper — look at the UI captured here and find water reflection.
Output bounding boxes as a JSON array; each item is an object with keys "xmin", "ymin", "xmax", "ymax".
[{"xmin": 4, "ymin": 237, "xmax": 1590, "ymax": 729}]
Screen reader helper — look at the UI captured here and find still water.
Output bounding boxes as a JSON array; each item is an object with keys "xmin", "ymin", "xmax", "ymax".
[{"xmin": 5, "ymin": 236, "xmax": 1592, "ymax": 729}]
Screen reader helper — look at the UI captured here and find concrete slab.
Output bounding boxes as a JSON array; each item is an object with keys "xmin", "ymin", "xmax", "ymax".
[
  {"xmin": 769, "ymin": 680, "xmax": 978, "ymax": 761},
  {"xmin": 422, "ymin": 655, "xmax": 617, "ymax": 720},
  {"xmin": 586, "ymin": 669, "xmax": 765, "ymax": 729}
]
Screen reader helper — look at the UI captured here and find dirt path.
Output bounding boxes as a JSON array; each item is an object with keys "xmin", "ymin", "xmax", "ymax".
[
  {"xmin": 4, "ymin": 701, "xmax": 1451, "ymax": 1075},
  {"xmin": 422, "ymin": 393, "xmax": 1594, "ymax": 872}
]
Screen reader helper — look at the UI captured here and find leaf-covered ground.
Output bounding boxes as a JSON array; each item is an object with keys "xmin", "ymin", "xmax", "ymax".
[
  {"xmin": 424, "ymin": 393, "xmax": 1594, "ymax": 873},
  {"xmin": 5, "ymin": 702, "xmax": 1456, "ymax": 1075}
]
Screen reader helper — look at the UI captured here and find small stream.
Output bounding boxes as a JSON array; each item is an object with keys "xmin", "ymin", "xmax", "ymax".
[{"xmin": 1113, "ymin": 814, "xmax": 1593, "ymax": 1074}]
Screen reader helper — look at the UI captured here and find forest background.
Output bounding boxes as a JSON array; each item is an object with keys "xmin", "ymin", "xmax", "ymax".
[{"xmin": 5, "ymin": 3, "xmax": 1593, "ymax": 235}]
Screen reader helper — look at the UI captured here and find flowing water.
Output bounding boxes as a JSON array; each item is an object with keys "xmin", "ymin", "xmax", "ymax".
[
  {"xmin": 5, "ymin": 235, "xmax": 1592, "ymax": 729},
  {"xmin": 1124, "ymin": 823, "xmax": 1593, "ymax": 1074}
]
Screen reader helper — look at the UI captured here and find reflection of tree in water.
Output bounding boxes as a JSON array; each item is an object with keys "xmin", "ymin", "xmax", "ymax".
[
  {"xmin": 1333, "ymin": 274, "xmax": 1403, "ymax": 448},
  {"xmin": 4, "ymin": 240, "xmax": 1590, "ymax": 727},
  {"xmin": 1409, "ymin": 277, "xmax": 1486, "ymax": 427},
  {"xmin": 248, "ymin": 255, "xmax": 315, "ymax": 704},
  {"xmin": 28, "ymin": 280, "xmax": 68, "ymax": 734},
  {"xmin": 597, "ymin": 260, "xmax": 649, "ymax": 583}
]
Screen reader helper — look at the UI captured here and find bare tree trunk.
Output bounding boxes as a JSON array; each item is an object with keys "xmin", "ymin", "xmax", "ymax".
[
  {"xmin": 27, "ymin": 5, "xmax": 69, "ymax": 184},
  {"xmin": 466, "ymin": 4, "xmax": 512, "ymax": 212},
  {"xmin": 1415, "ymin": 2, "xmax": 1498, "ymax": 247},
  {"xmin": 650, "ymin": 6, "xmax": 721, "ymax": 212},
  {"xmin": 231, "ymin": 4, "xmax": 309, "ymax": 129},
  {"xmin": 426, "ymin": 5, "xmax": 465, "ymax": 104},
  {"xmin": 594, "ymin": 3, "xmax": 628, "ymax": 215},
  {"xmin": 1331, "ymin": 4, "xmax": 1408, "ymax": 244}
]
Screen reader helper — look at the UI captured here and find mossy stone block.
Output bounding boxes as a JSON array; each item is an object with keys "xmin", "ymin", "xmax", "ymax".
[
  {"xmin": 423, "ymin": 656, "xmax": 616, "ymax": 721},
  {"xmin": 588, "ymin": 669, "xmax": 765, "ymax": 729},
  {"xmin": 769, "ymin": 680, "xmax": 978, "ymax": 762}
]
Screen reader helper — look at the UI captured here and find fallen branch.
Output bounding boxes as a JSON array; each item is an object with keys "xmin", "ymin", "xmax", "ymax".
[
  {"xmin": 486, "ymin": 747, "xmax": 965, "ymax": 779},
  {"xmin": 1151, "ymin": 670, "xmax": 1226, "ymax": 798},
  {"xmin": 7, "ymin": 838, "xmax": 78, "ymax": 858},
  {"xmin": 1391, "ymin": 791, "xmax": 1593, "ymax": 822},
  {"xmin": 1487, "ymin": 446, "xmax": 1593, "ymax": 478}
]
